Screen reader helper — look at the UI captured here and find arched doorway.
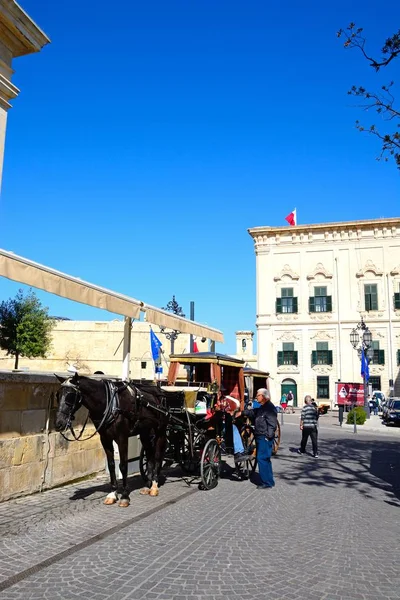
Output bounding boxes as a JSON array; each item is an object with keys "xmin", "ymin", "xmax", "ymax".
[{"xmin": 281, "ymin": 379, "xmax": 298, "ymax": 407}]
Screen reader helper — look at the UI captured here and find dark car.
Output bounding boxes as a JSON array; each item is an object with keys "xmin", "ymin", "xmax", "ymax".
[{"xmin": 382, "ymin": 399, "xmax": 400, "ymax": 426}]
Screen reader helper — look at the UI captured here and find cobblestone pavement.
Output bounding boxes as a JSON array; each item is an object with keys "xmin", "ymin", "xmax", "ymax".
[{"xmin": 1, "ymin": 426, "xmax": 400, "ymax": 600}]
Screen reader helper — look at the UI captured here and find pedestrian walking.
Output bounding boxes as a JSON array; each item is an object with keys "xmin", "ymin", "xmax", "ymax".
[
  {"xmin": 286, "ymin": 390, "xmax": 294, "ymax": 413},
  {"xmin": 238, "ymin": 388, "xmax": 278, "ymax": 489},
  {"xmin": 298, "ymin": 395, "xmax": 319, "ymax": 458}
]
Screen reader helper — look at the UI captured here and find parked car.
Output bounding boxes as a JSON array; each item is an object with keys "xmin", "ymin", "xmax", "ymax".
[{"xmin": 382, "ymin": 398, "xmax": 400, "ymax": 426}]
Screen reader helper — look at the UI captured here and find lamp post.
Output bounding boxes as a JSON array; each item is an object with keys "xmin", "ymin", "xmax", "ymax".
[
  {"xmin": 160, "ymin": 327, "xmax": 180, "ymax": 355},
  {"xmin": 350, "ymin": 317, "xmax": 374, "ymax": 419}
]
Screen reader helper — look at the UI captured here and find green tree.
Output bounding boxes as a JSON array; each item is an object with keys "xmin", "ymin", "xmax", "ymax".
[
  {"xmin": 0, "ymin": 289, "xmax": 55, "ymax": 369},
  {"xmin": 337, "ymin": 24, "xmax": 400, "ymax": 168}
]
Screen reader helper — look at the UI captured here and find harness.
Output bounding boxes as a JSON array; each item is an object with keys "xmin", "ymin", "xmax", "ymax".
[{"xmin": 59, "ymin": 378, "xmax": 167, "ymax": 442}]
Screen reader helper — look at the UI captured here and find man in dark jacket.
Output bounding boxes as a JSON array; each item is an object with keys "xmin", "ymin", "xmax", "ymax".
[{"xmin": 239, "ymin": 388, "xmax": 278, "ymax": 489}]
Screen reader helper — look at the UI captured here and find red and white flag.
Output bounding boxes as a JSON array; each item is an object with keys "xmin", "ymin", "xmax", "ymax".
[{"xmin": 285, "ymin": 208, "xmax": 297, "ymax": 226}]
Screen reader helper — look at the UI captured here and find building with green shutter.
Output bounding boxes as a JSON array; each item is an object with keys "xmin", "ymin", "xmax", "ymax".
[{"xmin": 248, "ymin": 218, "xmax": 400, "ymax": 408}]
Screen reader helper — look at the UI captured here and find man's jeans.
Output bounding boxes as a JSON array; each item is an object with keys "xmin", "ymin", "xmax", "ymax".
[
  {"xmin": 255, "ymin": 435, "xmax": 275, "ymax": 487},
  {"xmin": 233, "ymin": 424, "xmax": 245, "ymax": 454},
  {"xmin": 300, "ymin": 427, "xmax": 318, "ymax": 455}
]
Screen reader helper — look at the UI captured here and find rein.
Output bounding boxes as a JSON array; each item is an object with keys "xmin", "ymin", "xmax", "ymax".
[
  {"xmin": 60, "ymin": 380, "xmax": 120, "ymax": 442},
  {"xmin": 59, "ymin": 378, "xmax": 169, "ymax": 443}
]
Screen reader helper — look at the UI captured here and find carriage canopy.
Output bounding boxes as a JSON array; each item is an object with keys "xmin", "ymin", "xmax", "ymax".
[{"xmin": 167, "ymin": 352, "xmax": 245, "ymax": 409}]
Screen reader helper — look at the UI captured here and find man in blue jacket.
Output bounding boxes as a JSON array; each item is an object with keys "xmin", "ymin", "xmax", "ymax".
[{"xmin": 237, "ymin": 388, "xmax": 278, "ymax": 489}]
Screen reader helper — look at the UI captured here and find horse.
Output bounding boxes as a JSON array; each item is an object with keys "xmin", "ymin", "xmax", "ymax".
[{"xmin": 55, "ymin": 372, "xmax": 169, "ymax": 507}]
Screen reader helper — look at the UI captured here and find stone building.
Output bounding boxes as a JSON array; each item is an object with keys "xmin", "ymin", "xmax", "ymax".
[
  {"xmin": 248, "ymin": 217, "xmax": 400, "ymax": 407},
  {"xmin": 0, "ymin": 320, "xmax": 209, "ymax": 378}
]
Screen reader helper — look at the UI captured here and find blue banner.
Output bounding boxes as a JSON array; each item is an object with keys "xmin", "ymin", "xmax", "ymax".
[
  {"xmin": 150, "ymin": 328, "xmax": 162, "ymax": 361},
  {"xmin": 361, "ymin": 347, "xmax": 370, "ymax": 382}
]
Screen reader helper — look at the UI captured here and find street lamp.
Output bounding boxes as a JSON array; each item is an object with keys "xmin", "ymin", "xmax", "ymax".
[
  {"xmin": 349, "ymin": 317, "xmax": 373, "ymax": 419},
  {"xmin": 159, "ymin": 326, "xmax": 180, "ymax": 354}
]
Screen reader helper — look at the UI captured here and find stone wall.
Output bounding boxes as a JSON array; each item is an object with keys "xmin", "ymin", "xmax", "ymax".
[{"xmin": 0, "ymin": 371, "xmax": 105, "ymax": 502}]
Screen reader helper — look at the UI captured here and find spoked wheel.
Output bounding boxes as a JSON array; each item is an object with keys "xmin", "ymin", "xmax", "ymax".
[
  {"xmin": 273, "ymin": 421, "xmax": 281, "ymax": 455},
  {"xmin": 240, "ymin": 424, "xmax": 257, "ymax": 476},
  {"xmin": 200, "ymin": 439, "xmax": 221, "ymax": 490}
]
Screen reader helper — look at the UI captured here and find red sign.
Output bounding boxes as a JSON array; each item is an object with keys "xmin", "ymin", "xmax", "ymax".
[{"xmin": 336, "ymin": 382, "xmax": 364, "ymax": 406}]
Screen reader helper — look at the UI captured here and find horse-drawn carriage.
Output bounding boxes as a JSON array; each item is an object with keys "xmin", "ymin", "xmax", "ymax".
[
  {"xmin": 140, "ymin": 353, "xmax": 281, "ymax": 489},
  {"xmin": 54, "ymin": 353, "xmax": 280, "ymax": 506}
]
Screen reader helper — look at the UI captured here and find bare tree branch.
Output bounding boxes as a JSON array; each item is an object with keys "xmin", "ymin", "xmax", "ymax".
[{"xmin": 338, "ymin": 23, "xmax": 400, "ymax": 169}]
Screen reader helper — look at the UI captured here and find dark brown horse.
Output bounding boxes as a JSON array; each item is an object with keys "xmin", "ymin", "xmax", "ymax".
[{"xmin": 55, "ymin": 373, "xmax": 169, "ymax": 507}]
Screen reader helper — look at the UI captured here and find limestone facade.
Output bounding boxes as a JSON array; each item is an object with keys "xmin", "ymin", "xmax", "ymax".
[
  {"xmin": 0, "ymin": 320, "xmax": 209, "ymax": 378},
  {"xmin": 0, "ymin": 372, "xmax": 104, "ymax": 502},
  {"xmin": 248, "ymin": 218, "xmax": 400, "ymax": 407}
]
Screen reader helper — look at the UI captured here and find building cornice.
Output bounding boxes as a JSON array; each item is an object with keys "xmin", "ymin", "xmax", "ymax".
[
  {"xmin": 249, "ymin": 217, "xmax": 400, "ymax": 248},
  {"xmin": 0, "ymin": 0, "xmax": 50, "ymax": 58}
]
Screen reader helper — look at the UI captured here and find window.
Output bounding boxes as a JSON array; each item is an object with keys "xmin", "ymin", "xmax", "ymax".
[
  {"xmin": 364, "ymin": 283, "xmax": 378, "ymax": 311},
  {"xmin": 317, "ymin": 376, "xmax": 329, "ymax": 399},
  {"xmin": 317, "ymin": 342, "xmax": 328, "ymax": 351},
  {"xmin": 311, "ymin": 342, "xmax": 333, "ymax": 366},
  {"xmin": 397, "ymin": 350, "xmax": 400, "ymax": 366},
  {"xmin": 141, "ymin": 361, "xmax": 147, "ymax": 369},
  {"xmin": 276, "ymin": 288, "xmax": 298, "ymax": 314},
  {"xmin": 309, "ymin": 286, "xmax": 332, "ymax": 313},
  {"xmin": 394, "ymin": 290, "xmax": 400, "ymax": 309},
  {"xmin": 370, "ymin": 341, "xmax": 385, "ymax": 365},
  {"xmin": 277, "ymin": 343, "xmax": 298, "ymax": 366},
  {"xmin": 369, "ymin": 376, "xmax": 381, "ymax": 391}
]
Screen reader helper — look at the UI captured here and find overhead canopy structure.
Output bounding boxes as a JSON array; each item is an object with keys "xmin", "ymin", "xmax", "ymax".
[
  {"xmin": 0, "ymin": 249, "xmax": 224, "ymax": 342},
  {"xmin": 169, "ymin": 352, "xmax": 243, "ymax": 367}
]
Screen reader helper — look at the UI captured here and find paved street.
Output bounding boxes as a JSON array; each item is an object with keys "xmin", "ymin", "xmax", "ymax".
[{"xmin": 1, "ymin": 418, "xmax": 400, "ymax": 600}]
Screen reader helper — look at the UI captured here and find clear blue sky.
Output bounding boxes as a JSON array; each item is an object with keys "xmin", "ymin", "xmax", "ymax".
[{"xmin": 0, "ymin": 0, "xmax": 399, "ymax": 354}]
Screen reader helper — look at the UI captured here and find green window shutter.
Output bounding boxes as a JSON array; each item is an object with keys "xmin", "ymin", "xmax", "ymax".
[
  {"xmin": 394, "ymin": 293, "xmax": 400, "ymax": 309},
  {"xmin": 328, "ymin": 350, "xmax": 333, "ymax": 365},
  {"xmin": 276, "ymin": 298, "xmax": 282, "ymax": 313},
  {"xmin": 293, "ymin": 297, "xmax": 298, "ymax": 313},
  {"xmin": 293, "ymin": 351, "xmax": 298, "ymax": 365},
  {"xmin": 397, "ymin": 349, "xmax": 400, "ymax": 366},
  {"xmin": 311, "ymin": 351, "xmax": 317, "ymax": 366},
  {"xmin": 365, "ymin": 295, "xmax": 371, "ymax": 311},
  {"xmin": 378, "ymin": 349, "xmax": 385, "ymax": 365},
  {"xmin": 326, "ymin": 296, "xmax": 332, "ymax": 312},
  {"xmin": 309, "ymin": 297, "xmax": 315, "ymax": 312},
  {"xmin": 277, "ymin": 351, "xmax": 283, "ymax": 366}
]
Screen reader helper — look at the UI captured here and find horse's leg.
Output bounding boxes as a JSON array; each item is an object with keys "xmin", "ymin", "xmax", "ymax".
[
  {"xmin": 116, "ymin": 431, "xmax": 130, "ymax": 508},
  {"xmin": 139, "ymin": 431, "xmax": 155, "ymax": 495},
  {"xmin": 100, "ymin": 433, "xmax": 119, "ymax": 505},
  {"xmin": 149, "ymin": 431, "xmax": 167, "ymax": 497}
]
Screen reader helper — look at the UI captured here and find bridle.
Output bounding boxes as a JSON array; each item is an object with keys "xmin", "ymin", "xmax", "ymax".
[
  {"xmin": 57, "ymin": 379, "xmax": 90, "ymax": 441},
  {"xmin": 57, "ymin": 377, "xmax": 168, "ymax": 442}
]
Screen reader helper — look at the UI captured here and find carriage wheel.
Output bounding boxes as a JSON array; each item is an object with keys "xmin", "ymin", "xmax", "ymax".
[
  {"xmin": 200, "ymin": 439, "xmax": 221, "ymax": 490},
  {"xmin": 273, "ymin": 421, "xmax": 281, "ymax": 455},
  {"xmin": 240, "ymin": 424, "xmax": 257, "ymax": 475}
]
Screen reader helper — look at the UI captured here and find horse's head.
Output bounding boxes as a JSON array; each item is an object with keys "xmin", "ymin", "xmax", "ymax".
[{"xmin": 55, "ymin": 373, "xmax": 82, "ymax": 432}]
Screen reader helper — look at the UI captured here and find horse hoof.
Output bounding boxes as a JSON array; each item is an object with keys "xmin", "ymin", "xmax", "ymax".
[
  {"xmin": 139, "ymin": 487, "xmax": 151, "ymax": 495},
  {"xmin": 149, "ymin": 488, "xmax": 159, "ymax": 497},
  {"xmin": 104, "ymin": 497, "xmax": 117, "ymax": 505},
  {"xmin": 118, "ymin": 499, "xmax": 130, "ymax": 507}
]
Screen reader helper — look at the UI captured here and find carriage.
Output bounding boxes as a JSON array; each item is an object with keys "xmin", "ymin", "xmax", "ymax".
[
  {"xmin": 139, "ymin": 352, "xmax": 281, "ymax": 490},
  {"xmin": 55, "ymin": 354, "xmax": 281, "ymax": 506}
]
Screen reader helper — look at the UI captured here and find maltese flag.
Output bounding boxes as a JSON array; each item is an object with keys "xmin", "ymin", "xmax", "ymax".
[{"xmin": 285, "ymin": 208, "xmax": 297, "ymax": 226}]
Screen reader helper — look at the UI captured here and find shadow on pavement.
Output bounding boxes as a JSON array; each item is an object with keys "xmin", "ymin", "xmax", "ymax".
[{"xmin": 276, "ymin": 438, "xmax": 400, "ymax": 506}]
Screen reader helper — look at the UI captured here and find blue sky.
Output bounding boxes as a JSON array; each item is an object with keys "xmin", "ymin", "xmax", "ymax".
[{"xmin": 0, "ymin": 0, "xmax": 399, "ymax": 353}]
